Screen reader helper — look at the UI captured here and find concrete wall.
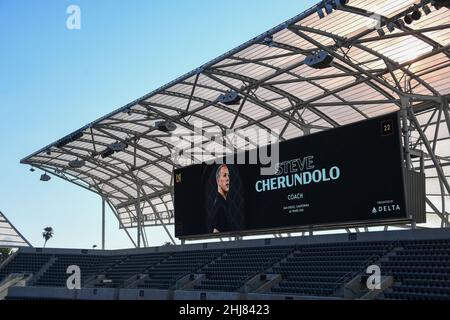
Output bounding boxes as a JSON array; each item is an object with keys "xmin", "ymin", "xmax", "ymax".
[
  {"xmin": 6, "ymin": 286, "xmax": 344, "ymax": 300},
  {"xmin": 173, "ymin": 290, "xmax": 244, "ymax": 300},
  {"xmin": 119, "ymin": 288, "xmax": 169, "ymax": 300},
  {"xmin": 7, "ymin": 286, "xmax": 77, "ymax": 300},
  {"xmin": 17, "ymin": 228, "xmax": 450, "ymax": 257}
]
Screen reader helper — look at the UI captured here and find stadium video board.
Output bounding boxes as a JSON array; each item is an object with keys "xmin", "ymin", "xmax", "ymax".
[{"xmin": 174, "ymin": 113, "xmax": 408, "ymax": 239}]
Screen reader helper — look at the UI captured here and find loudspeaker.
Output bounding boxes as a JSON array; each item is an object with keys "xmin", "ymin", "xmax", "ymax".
[
  {"xmin": 155, "ymin": 120, "xmax": 177, "ymax": 132},
  {"xmin": 217, "ymin": 91, "xmax": 241, "ymax": 106},
  {"xmin": 304, "ymin": 51, "xmax": 334, "ymax": 69}
]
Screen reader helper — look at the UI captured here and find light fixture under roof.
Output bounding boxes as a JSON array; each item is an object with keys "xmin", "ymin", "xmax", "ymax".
[
  {"xmin": 217, "ymin": 90, "xmax": 241, "ymax": 106},
  {"xmin": 40, "ymin": 173, "xmax": 51, "ymax": 181},
  {"xmin": 387, "ymin": 22, "xmax": 396, "ymax": 33},
  {"xmin": 56, "ymin": 131, "xmax": 83, "ymax": 149},
  {"xmin": 422, "ymin": 4, "xmax": 432, "ymax": 15},
  {"xmin": 155, "ymin": 120, "xmax": 177, "ymax": 132},
  {"xmin": 101, "ymin": 148, "xmax": 115, "ymax": 159},
  {"xmin": 261, "ymin": 35, "xmax": 273, "ymax": 47},
  {"xmin": 100, "ymin": 141, "xmax": 129, "ymax": 159},
  {"xmin": 304, "ymin": 50, "xmax": 334, "ymax": 69},
  {"xmin": 317, "ymin": 7, "xmax": 325, "ymax": 19},
  {"xmin": 317, "ymin": 0, "xmax": 348, "ymax": 18},
  {"xmin": 108, "ymin": 141, "xmax": 128, "ymax": 152},
  {"xmin": 69, "ymin": 159, "xmax": 85, "ymax": 168},
  {"xmin": 411, "ymin": 10, "xmax": 422, "ymax": 20},
  {"xmin": 404, "ymin": 14, "xmax": 413, "ymax": 24}
]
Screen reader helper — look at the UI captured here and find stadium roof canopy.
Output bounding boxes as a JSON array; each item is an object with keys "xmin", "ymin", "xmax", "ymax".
[
  {"xmin": 21, "ymin": 0, "xmax": 450, "ymax": 246},
  {"xmin": 0, "ymin": 211, "xmax": 31, "ymax": 248}
]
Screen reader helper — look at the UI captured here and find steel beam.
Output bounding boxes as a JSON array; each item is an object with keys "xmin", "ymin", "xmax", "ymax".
[
  {"xmin": 409, "ymin": 111, "xmax": 450, "ymax": 195},
  {"xmin": 102, "ymin": 197, "xmax": 106, "ymax": 250}
]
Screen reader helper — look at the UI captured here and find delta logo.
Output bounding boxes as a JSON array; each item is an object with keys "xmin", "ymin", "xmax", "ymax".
[{"xmin": 372, "ymin": 204, "xmax": 401, "ymax": 214}]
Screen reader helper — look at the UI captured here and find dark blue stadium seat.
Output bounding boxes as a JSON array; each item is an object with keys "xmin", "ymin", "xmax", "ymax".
[{"xmin": 2, "ymin": 237, "xmax": 450, "ymax": 300}]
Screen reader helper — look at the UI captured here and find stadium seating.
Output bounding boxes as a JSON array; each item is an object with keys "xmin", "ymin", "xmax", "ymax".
[
  {"xmin": 271, "ymin": 241, "xmax": 392, "ymax": 297},
  {"xmin": 137, "ymin": 250, "xmax": 223, "ymax": 289},
  {"xmin": 194, "ymin": 246, "xmax": 294, "ymax": 292},
  {"xmin": 2, "ymin": 232, "xmax": 450, "ymax": 300},
  {"xmin": 0, "ymin": 253, "xmax": 51, "ymax": 283},
  {"xmin": 96, "ymin": 253, "xmax": 169, "ymax": 288},
  {"xmin": 35, "ymin": 254, "xmax": 125, "ymax": 287},
  {"xmin": 382, "ymin": 239, "xmax": 450, "ymax": 300}
]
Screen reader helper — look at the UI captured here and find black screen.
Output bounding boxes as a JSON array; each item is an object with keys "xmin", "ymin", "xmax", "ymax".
[{"xmin": 174, "ymin": 113, "xmax": 407, "ymax": 238}]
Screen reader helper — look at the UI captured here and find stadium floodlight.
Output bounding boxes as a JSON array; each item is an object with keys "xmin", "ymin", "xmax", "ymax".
[
  {"xmin": 422, "ymin": 4, "xmax": 432, "ymax": 15},
  {"xmin": 411, "ymin": 10, "xmax": 422, "ymax": 21},
  {"xmin": 324, "ymin": 3, "xmax": 333, "ymax": 14},
  {"xmin": 100, "ymin": 141, "xmax": 129, "ymax": 159},
  {"xmin": 377, "ymin": 28, "xmax": 385, "ymax": 37},
  {"xmin": 29, "ymin": 167, "xmax": 35, "ymax": 172},
  {"xmin": 108, "ymin": 141, "xmax": 128, "ymax": 152},
  {"xmin": 386, "ymin": 22, "xmax": 396, "ymax": 33},
  {"xmin": 155, "ymin": 120, "xmax": 177, "ymax": 132},
  {"xmin": 217, "ymin": 90, "xmax": 241, "ymax": 106},
  {"xmin": 69, "ymin": 159, "xmax": 85, "ymax": 168},
  {"xmin": 101, "ymin": 148, "xmax": 115, "ymax": 159},
  {"xmin": 404, "ymin": 14, "xmax": 413, "ymax": 24},
  {"xmin": 317, "ymin": 7, "xmax": 325, "ymax": 19},
  {"xmin": 262, "ymin": 35, "xmax": 273, "ymax": 47},
  {"xmin": 56, "ymin": 131, "xmax": 83, "ymax": 149},
  {"xmin": 304, "ymin": 50, "xmax": 334, "ymax": 69},
  {"xmin": 40, "ymin": 173, "xmax": 51, "ymax": 181}
]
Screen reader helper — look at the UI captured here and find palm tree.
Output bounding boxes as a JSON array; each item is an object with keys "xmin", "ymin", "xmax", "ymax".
[
  {"xmin": 0, "ymin": 248, "xmax": 12, "ymax": 263},
  {"xmin": 42, "ymin": 227, "xmax": 54, "ymax": 248}
]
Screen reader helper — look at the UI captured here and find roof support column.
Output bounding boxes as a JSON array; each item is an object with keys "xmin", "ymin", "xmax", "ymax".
[
  {"xmin": 442, "ymin": 97, "xmax": 450, "ymax": 136},
  {"xmin": 401, "ymin": 96, "xmax": 412, "ymax": 170},
  {"xmin": 136, "ymin": 182, "xmax": 142, "ymax": 248},
  {"xmin": 105, "ymin": 200, "xmax": 137, "ymax": 248},
  {"xmin": 102, "ymin": 197, "xmax": 106, "ymax": 250},
  {"xmin": 137, "ymin": 186, "xmax": 176, "ymax": 245},
  {"xmin": 408, "ymin": 109, "xmax": 450, "ymax": 196}
]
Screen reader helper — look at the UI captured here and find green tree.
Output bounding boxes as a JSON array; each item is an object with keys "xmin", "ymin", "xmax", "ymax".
[{"xmin": 42, "ymin": 226, "xmax": 54, "ymax": 248}]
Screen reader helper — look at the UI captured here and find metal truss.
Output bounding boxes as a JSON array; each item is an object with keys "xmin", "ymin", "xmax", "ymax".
[{"xmin": 21, "ymin": 0, "xmax": 450, "ymax": 246}]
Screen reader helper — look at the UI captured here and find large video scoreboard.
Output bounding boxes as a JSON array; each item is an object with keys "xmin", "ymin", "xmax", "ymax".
[{"xmin": 174, "ymin": 113, "xmax": 409, "ymax": 239}]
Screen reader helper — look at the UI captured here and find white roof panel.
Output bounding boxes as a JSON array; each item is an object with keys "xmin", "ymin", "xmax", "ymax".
[{"xmin": 22, "ymin": 1, "xmax": 450, "ymax": 229}]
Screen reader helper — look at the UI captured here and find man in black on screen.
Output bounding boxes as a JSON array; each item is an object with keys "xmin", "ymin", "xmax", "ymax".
[{"xmin": 209, "ymin": 164, "xmax": 232, "ymax": 234}]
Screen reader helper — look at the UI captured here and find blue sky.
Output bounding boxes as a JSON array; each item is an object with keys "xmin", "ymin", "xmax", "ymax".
[{"xmin": 0, "ymin": 0, "xmax": 317, "ymax": 249}]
